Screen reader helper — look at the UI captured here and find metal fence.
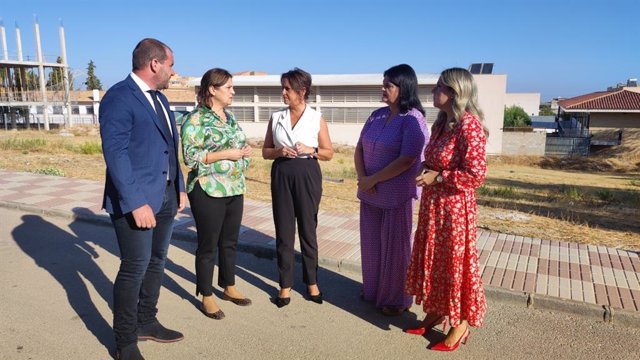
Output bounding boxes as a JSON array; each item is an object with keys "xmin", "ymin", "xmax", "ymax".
[
  {"xmin": 1, "ymin": 114, "xmax": 98, "ymax": 130},
  {"xmin": 545, "ymin": 136, "xmax": 590, "ymax": 156}
]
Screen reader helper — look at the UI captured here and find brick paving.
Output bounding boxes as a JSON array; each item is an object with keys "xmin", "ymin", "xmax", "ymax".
[{"xmin": 1, "ymin": 168, "xmax": 639, "ymax": 313}]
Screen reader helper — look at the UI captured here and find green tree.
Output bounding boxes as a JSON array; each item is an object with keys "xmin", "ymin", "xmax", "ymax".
[
  {"xmin": 13, "ymin": 69, "xmax": 39, "ymax": 90},
  {"xmin": 85, "ymin": 60, "xmax": 103, "ymax": 90},
  {"xmin": 503, "ymin": 105, "xmax": 531, "ymax": 127},
  {"xmin": 46, "ymin": 56, "xmax": 74, "ymax": 90},
  {"xmin": 539, "ymin": 104, "xmax": 555, "ymax": 116}
]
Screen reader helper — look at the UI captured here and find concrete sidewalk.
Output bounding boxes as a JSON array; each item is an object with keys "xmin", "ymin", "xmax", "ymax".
[{"xmin": 1, "ymin": 168, "xmax": 639, "ymax": 324}]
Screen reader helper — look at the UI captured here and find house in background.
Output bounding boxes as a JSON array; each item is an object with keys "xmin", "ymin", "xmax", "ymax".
[
  {"xmin": 542, "ymin": 79, "xmax": 640, "ymax": 156},
  {"xmin": 558, "ymin": 80, "xmax": 640, "ymax": 130}
]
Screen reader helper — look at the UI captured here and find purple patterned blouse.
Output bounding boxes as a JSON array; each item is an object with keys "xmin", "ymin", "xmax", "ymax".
[{"xmin": 357, "ymin": 107, "xmax": 428, "ymax": 209}]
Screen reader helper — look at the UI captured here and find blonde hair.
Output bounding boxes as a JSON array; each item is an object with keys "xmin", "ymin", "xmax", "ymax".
[{"xmin": 433, "ymin": 67, "xmax": 489, "ymax": 136}]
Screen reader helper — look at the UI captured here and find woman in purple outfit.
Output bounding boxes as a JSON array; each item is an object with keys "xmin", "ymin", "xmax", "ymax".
[{"xmin": 354, "ymin": 64, "xmax": 428, "ymax": 315}]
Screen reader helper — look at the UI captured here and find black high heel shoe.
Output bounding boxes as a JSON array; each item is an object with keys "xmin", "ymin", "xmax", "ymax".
[
  {"xmin": 308, "ymin": 292, "xmax": 323, "ymax": 304},
  {"xmin": 275, "ymin": 297, "xmax": 290, "ymax": 308}
]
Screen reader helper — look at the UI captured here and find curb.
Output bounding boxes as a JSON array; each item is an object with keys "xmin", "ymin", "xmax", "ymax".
[
  {"xmin": 484, "ymin": 286, "xmax": 640, "ymax": 329},
  {"xmin": 2, "ymin": 200, "xmax": 639, "ymax": 328}
]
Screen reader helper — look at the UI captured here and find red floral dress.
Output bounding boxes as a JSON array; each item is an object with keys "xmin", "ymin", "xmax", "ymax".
[{"xmin": 405, "ymin": 112, "xmax": 487, "ymax": 328}]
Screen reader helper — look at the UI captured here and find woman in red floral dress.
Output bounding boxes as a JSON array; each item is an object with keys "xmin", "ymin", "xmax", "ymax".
[{"xmin": 405, "ymin": 67, "xmax": 488, "ymax": 352}]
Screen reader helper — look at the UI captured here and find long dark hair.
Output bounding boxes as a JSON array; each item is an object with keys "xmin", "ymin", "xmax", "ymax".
[{"xmin": 383, "ymin": 64, "xmax": 425, "ymax": 116}]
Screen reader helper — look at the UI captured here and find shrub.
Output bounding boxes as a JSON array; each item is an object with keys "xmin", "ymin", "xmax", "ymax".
[{"xmin": 503, "ymin": 106, "xmax": 531, "ymax": 127}]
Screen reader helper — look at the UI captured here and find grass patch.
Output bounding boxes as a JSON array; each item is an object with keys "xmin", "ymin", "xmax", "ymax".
[
  {"xmin": 559, "ymin": 185, "xmax": 584, "ymax": 201},
  {"xmin": 595, "ymin": 189, "xmax": 615, "ymax": 203},
  {"xmin": 478, "ymin": 185, "xmax": 517, "ymax": 198},
  {"xmin": 77, "ymin": 141, "xmax": 103, "ymax": 155},
  {"xmin": 33, "ymin": 167, "xmax": 65, "ymax": 177},
  {"xmin": 0, "ymin": 137, "xmax": 48, "ymax": 151}
]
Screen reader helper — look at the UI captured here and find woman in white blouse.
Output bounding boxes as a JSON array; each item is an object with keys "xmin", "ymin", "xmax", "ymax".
[{"xmin": 262, "ymin": 68, "xmax": 334, "ymax": 308}]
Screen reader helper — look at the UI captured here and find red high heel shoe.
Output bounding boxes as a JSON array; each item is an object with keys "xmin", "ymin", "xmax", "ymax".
[
  {"xmin": 431, "ymin": 327, "xmax": 470, "ymax": 352},
  {"xmin": 403, "ymin": 316, "xmax": 447, "ymax": 336}
]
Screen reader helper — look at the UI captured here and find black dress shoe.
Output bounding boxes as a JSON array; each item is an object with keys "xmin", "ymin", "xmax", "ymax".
[
  {"xmin": 116, "ymin": 343, "xmax": 145, "ymax": 360},
  {"xmin": 200, "ymin": 305, "xmax": 225, "ymax": 320},
  {"xmin": 308, "ymin": 292, "xmax": 323, "ymax": 304},
  {"xmin": 137, "ymin": 321, "xmax": 184, "ymax": 343},
  {"xmin": 222, "ymin": 293, "xmax": 252, "ymax": 306},
  {"xmin": 275, "ymin": 297, "xmax": 290, "ymax": 308}
]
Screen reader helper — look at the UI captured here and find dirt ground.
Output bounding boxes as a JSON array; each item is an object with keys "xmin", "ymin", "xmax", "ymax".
[{"xmin": 1, "ymin": 127, "xmax": 639, "ymax": 250}]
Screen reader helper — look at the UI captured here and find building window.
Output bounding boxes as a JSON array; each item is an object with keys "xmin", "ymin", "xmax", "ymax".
[
  {"xmin": 256, "ymin": 87, "xmax": 284, "ymax": 103},
  {"xmin": 321, "ymin": 107, "xmax": 379, "ymax": 123},
  {"xmin": 418, "ymin": 85, "xmax": 434, "ymax": 105},
  {"xmin": 227, "ymin": 106, "xmax": 255, "ymax": 122},
  {"xmin": 233, "ymin": 88, "xmax": 254, "ymax": 103},
  {"xmin": 319, "ymin": 86, "xmax": 381, "ymax": 103}
]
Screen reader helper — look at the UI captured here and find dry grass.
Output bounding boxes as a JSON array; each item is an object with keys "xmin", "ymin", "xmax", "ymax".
[{"xmin": 1, "ymin": 127, "xmax": 639, "ymax": 250}]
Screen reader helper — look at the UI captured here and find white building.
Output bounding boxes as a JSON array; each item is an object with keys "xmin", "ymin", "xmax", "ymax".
[{"xmin": 188, "ymin": 73, "xmax": 509, "ymax": 154}]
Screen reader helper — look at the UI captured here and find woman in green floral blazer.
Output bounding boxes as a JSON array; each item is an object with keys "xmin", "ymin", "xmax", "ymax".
[{"xmin": 181, "ymin": 68, "xmax": 253, "ymax": 320}]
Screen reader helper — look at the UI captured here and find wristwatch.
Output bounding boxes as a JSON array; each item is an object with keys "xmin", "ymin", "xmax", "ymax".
[
  {"xmin": 313, "ymin": 147, "xmax": 319, "ymax": 156},
  {"xmin": 435, "ymin": 173, "xmax": 443, "ymax": 183}
]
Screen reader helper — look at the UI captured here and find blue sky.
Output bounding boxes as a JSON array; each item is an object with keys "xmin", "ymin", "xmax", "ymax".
[{"xmin": 2, "ymin": 0, "xmax": 638, "ymax": 101}]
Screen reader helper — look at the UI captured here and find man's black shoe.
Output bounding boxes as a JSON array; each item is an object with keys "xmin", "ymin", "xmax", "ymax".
[
  {"xmin": 137, "ymin": 321, "xmax": 184, "ymax": 343},
  {"xmin": 116, "ymin": 343, "xmax": 145, "ymax": 360}
]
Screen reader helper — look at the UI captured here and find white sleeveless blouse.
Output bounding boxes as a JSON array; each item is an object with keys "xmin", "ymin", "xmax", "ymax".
[{"xmin": 271, "ymin": 106, "xmax": 321, "ymax": 152}]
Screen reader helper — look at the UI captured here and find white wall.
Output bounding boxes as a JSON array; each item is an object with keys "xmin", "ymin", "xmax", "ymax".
[
  {"xmin": 474, "ymin": 74, "xmax": 507, "ymax": 154},
  {"xmin": 505, "ymin": 93, "xmax": 541, "ymax": 116}
]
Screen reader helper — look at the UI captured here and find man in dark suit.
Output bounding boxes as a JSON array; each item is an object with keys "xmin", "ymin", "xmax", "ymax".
[{"xmin": 100, "ymin": 38, "xmax": 186, "ymax": 360}]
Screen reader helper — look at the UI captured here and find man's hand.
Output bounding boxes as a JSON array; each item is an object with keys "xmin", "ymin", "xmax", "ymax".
[{"xmin": 131, "ymin": 204, "xmax": 156, "ymax": 229}]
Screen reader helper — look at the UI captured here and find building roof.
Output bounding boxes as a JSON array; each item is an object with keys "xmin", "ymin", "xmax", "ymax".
[{"xmin": 558, "ymin": 88, "xmax": 640, "ymax": 112}]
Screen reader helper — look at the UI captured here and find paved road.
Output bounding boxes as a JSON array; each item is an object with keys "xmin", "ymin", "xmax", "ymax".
[{"xmin": 1, "ymin": 207, "xmax": 638, "ymax": 360}]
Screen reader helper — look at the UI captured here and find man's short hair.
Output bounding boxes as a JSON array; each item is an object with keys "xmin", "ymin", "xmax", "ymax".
[{"xmin": 132, "ymin": 38, "xmax": 172, "ymax": 71}]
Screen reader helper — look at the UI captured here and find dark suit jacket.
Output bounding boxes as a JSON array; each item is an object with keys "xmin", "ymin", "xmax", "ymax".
[{"xmin": 100, "ymin": 75, "xmax": 184, "ymax": 216}]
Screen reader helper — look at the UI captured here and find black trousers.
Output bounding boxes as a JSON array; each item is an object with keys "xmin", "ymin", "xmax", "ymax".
[
  {"xmin": 188, "ymin": 182, "xmax": 244, "ymax": 296},
  {"xmin": 271, "ymin": 158, "xmax": 322, "ymax": 288}
]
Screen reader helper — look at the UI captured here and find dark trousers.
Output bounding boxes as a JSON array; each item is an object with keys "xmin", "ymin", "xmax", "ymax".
[
  {"xmin": 111, "ymin": 183, "xmax": 177, "ymax": 348},
  {"xmin": 271, "ymin": 158, "xmax": 322, "ymax": 288},
  {"xmin": 188, "ymin": 182, "xmax": 244, "ymax": 296}
]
